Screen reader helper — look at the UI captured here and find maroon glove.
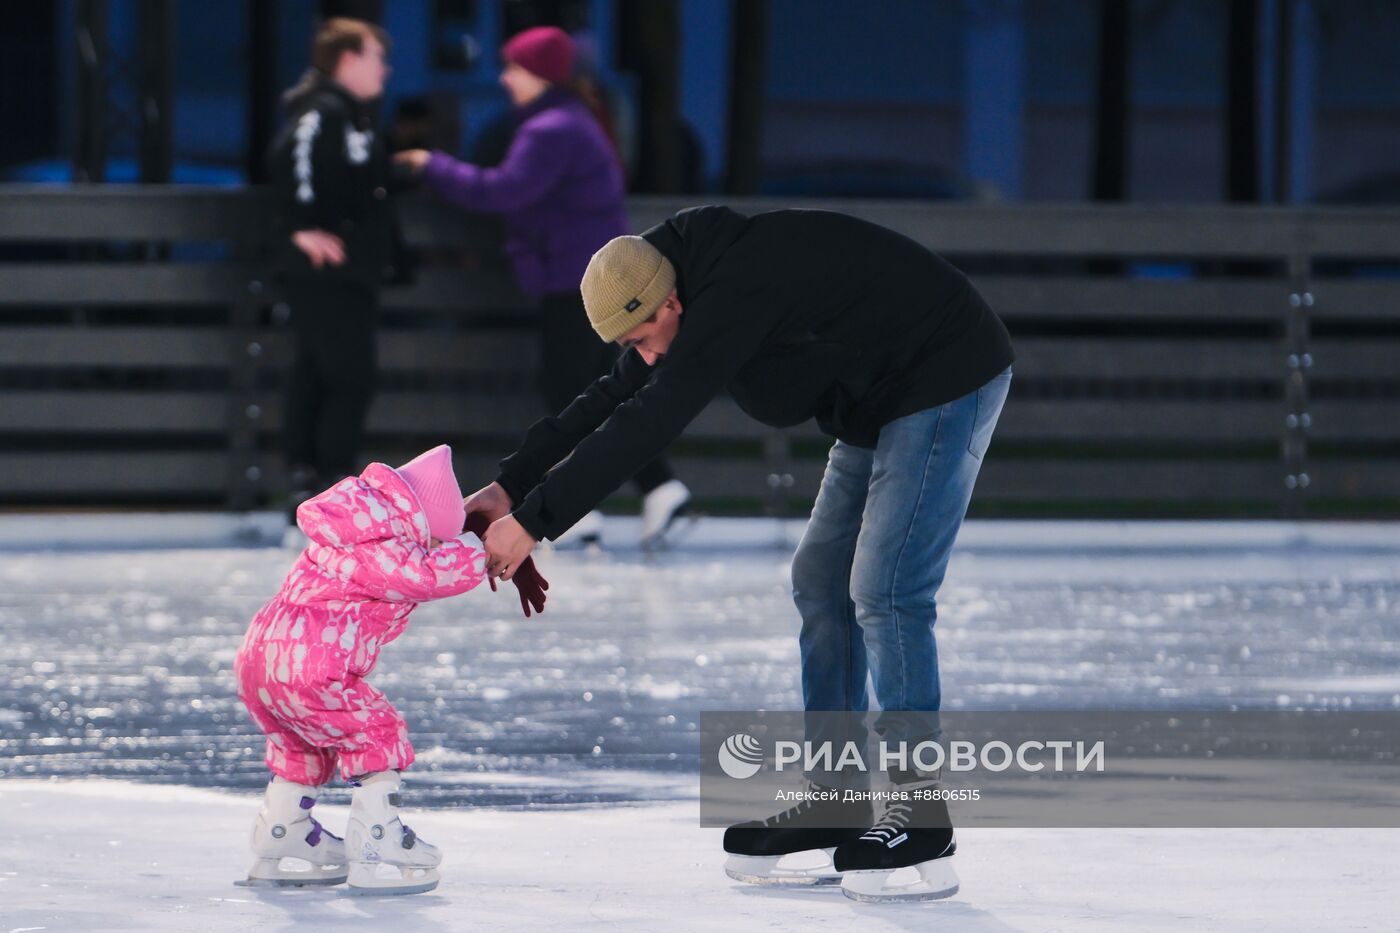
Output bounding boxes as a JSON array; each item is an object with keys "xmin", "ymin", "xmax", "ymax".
[
  {"xmin": 508, "ymin": 555, "xmax": 549, "ymax": 618},
  {"xmin": 464, "ymin": 511, "xmax": 549, "ymax": 617}
]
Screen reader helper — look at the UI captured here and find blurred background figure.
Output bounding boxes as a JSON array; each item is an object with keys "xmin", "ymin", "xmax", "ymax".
[
  {"xmin": 268, "ymin": 17, "xmax": 403, "ymax": 516},
  {"xmin": 395, "ymin": 25, "xmax": 691, "ymax": 549}
]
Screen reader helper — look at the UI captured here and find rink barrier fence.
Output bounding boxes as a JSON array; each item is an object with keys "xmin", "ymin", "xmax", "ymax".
[{"xmin": 1, "ymin": 186, "xmax": 1398, "ymax": 517}]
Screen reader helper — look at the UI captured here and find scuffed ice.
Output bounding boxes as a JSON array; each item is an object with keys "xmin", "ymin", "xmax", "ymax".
[{"xmin": 1, "ymin": 523, "xmax": 1397, "ymax": 809}]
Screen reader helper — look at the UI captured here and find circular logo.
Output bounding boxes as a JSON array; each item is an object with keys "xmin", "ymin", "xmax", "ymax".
[{"xmin": 717, "ymin": 732, "xmax": 764, "ymax": 779}]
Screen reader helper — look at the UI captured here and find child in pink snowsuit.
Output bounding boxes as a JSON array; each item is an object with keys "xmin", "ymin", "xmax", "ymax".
[
  {"xmin": 237, "ymin": 444, "xmax": 488, "ymax": 784},
  {"xmin": 234, "ymin": 444, "xmax": 519, "ymax": 892}
]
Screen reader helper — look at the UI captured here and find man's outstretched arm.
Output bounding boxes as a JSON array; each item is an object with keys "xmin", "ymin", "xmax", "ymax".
[{"xmin": 492, "ymin": 349, "xmax": 651, "ymax": 508}]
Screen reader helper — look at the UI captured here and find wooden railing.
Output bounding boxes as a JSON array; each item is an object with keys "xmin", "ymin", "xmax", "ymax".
[{"xmin": 2, "ymin": 185, "xmax": 1398, "ymax": 518}]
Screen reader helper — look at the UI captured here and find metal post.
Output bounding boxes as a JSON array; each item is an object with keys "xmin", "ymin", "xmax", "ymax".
[
  {"xmin": 1089, "ymin": 0, "xmax": 1132, "ymax": 201},
  {"xmin": 229, "ymin": 222, "xmax": 268, "ymax": 511},
  {"xmin": 1226, "ymin": 0, "xmax": 1261, "ymax": 203},
  {"xmin": 724, "ymin": 0, "xmax": 766, "ymax": 195},
  {"xmin": 1258, "ymin": 0, "xmax": 1286, "ymax": 202},
  {"xmin": 137, "ymin": 0, "xmax": 175, "ymax": 184},
  {"xmin": 618, "ymin": 0, "xmax": 682, "ymax": 193},
  {"xmin": 73, "ymin": 0, "xmax": 108, "ymax": 184},
  {"xmin": 246, "ymin": 0, "xmax": 277, "ymax": 184},
  {"xmin": 229, "ymin": 282, "xmax": 265, "ymax": 512},
  {"xmin": 1282, "ymin": 251, "xmax": 1313, "ymax": 519},
  {"xmin": 1267, "ymin": 0, "xmax": 1289, "ymax": 203}
]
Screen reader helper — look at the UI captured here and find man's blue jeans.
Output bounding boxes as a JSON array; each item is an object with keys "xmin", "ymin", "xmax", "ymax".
[{"xmin": 792, "ymin": 367, "xmax": 1011, "ymax": 764}]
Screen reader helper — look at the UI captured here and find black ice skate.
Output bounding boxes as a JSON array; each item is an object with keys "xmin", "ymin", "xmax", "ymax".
[
  {"xmin": 722, "ymin": 783, "xmax": 870, "ymax": 886},
  {"xmin": 833, "ymin": 777, "xmax": 958, "ymax": 902}
]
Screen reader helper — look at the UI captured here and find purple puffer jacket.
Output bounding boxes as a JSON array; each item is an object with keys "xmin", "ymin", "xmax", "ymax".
[{"xmin": 422, "ymin": 89, "xmax": 628, "ymax": 298}]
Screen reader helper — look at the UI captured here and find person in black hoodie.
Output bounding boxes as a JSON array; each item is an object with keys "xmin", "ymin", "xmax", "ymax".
[
  {"xmin": 268, "ymin": 18, "xmax": 402, "ymax": 505},
  {"xmin": 465, "ymin": 206, "xmax": 1014, "ymax": 900}
]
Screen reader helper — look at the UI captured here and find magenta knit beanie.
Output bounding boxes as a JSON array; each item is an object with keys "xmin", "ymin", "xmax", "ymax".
[
  {"xmin": 502, "ymin": 26, "xmax": 575, "ymax": 86},
  {"xmin": 395, "ymin": 445, "xmax": 465, "ymax": 540}
]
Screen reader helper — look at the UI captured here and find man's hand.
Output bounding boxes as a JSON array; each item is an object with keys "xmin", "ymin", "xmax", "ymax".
[
  {"xmin": 483, "ymin": 514, "xmax": 537, "ymax": 583},
  {"xmin": 463, "ymin": 483, "xmax": 513, "ymax": 593},
  {"xmin": 291, "ymin": 229, "xmax": 346, "ymax": 269},
  {"xmin": 465, "ymin": 509, "xmax": 549, "ymax": 616},
  {"xmin": 463, "ymin": 482, "xmax": 512, "ymax": 525},
  {"xmin": 392, "ymin": 149, "xmax": 432, "ymax": 174}
]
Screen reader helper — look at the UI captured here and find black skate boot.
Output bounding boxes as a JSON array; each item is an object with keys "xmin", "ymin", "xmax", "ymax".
[
  {"xmin": 723, "ymin": 782, "xmax": 870, "ymax": 886},
  {"xmin": 834, "ymin": 775, "xmax": 959, "ymax": 902}
]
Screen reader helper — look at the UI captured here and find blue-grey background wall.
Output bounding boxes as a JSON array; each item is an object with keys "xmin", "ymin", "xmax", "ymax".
[{"xmin": 7, "ymin": 0, "xmax": 1400, "ymax": 202}]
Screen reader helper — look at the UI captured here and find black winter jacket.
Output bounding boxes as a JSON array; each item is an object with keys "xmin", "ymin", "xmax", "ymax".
[
  {"xmin": 497, "ymin": 206, "xmax": 1015, "ymax": 540},
  {"xmin": 267, "ymin": 73, "xmax": 404, "ymax": 290}
]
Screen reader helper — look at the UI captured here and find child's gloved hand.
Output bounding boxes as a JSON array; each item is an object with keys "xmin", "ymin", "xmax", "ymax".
[
  {"xmin": 509, "ymin": 558, "xmax": 549, "ymax": 618},
  {"xmin": 464, "ymin": 511, "xmax": 549, "ymax": 617}
]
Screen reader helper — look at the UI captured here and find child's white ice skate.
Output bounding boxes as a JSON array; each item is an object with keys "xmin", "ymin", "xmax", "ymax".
[
  {"xmin": 238, "ymin": 779, "xmax": 348, "ymax": 887},
  {"xmin": 345, "ymin": 773, "xmax": 441, "ymax": 895}
]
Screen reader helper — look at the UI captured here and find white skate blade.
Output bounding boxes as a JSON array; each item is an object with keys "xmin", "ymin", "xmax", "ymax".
[
  {"xmin": 346, "ymin": 860, "xmax": 440, "ymax": 896},
  {"xmin": 724, "ymin": 848, "xmax": 842, "ymax": 886},
  {"xmin": 840, "ymin": 857, "xmax": 960, "ymax": 903},
  {"xmin": 237, "ymin": 856, "xmax": 347, "ymax": 887}
]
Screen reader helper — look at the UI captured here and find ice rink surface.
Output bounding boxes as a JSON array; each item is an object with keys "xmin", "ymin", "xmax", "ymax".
[
  {"xmin": 3, "ymin": 779, "xmax": 1395, "ymax": 932},
  {"xmin": 2, "ymin": 517, "xmax": 1398, "ymax": 930}
]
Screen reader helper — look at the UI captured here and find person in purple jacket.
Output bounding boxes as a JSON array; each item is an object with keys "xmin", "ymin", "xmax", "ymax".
[{"xmin": 395, "ymin": 26, "xmax": 691, "ymax": 549}]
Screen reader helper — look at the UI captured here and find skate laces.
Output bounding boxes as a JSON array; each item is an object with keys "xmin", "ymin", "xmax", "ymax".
[
  {"xmin": 860, "ymin": 799, "xmax": 913, "ymax": 843},
  {"xmin": 763, "ymin": 794, "xmax": 815, "ymax": 827}
]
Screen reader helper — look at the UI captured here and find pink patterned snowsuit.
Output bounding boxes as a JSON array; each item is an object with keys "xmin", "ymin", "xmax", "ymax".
[{"xmin": 234, "ymin": 463, "xmax": 487, "ymax": 784}]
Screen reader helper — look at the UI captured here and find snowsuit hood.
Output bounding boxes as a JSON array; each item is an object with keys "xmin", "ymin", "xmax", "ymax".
[{"xmin": 296, "ymin": 462, "xmax": 433, "ymax": 550}]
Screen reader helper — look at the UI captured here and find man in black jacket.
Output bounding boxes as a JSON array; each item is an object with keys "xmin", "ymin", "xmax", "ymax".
[
  {"xmin": 466, "ymin": 206, "xmax": 1014, "ymax": 899},
  {"xmin": 268, "ymin": 18, "xmax": 401, "ymax": 502}
]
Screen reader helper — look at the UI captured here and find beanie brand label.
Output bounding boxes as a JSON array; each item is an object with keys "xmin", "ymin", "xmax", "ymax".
[{"xmin": 624, "ymin": 298, "xmax": 641, "ymax": 312}]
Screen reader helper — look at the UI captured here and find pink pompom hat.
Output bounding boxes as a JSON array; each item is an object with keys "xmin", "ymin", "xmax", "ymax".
[{"xmin": 395, "ymin": 444, "xmax": 465, "ymax": 540}]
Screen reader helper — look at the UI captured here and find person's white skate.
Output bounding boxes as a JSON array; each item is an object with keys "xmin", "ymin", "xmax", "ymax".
[
  {"xmin": 640, "ymin": 479, "xmax": 694, "ymax": 550},
  {"xmin": 345, "ymin": 773, "xmax": 441, "ymax": 895},
  {"xmin": 238, "ymin": 779, "xmax": 347, "ymax": 887}
]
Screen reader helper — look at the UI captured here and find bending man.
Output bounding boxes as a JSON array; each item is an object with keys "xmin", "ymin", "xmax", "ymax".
[{"xmin": 464, "ymin": 206, "xmax": 1014, "ymax": 900}]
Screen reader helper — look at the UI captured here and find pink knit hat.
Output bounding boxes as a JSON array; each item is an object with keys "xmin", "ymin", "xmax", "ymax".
[
  {"xmin": 395, "ymin": 445, "xmax": 465, "ymax": 540},
  {"xmin": 502, "ymin": 26, "xmax": 575, "ymax": 86}
]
